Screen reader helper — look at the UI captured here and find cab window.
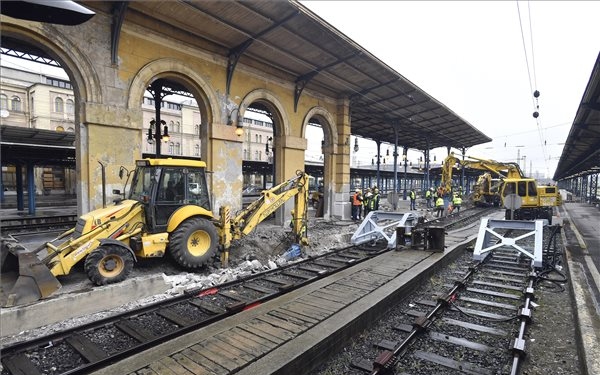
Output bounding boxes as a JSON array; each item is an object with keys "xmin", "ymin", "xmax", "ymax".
[
  {"xmin": 517, "ymin": 181, "xmax": 526, "ymax": 196},
  {"xmin": 503, "ymin": 182, "xmax": 515, "ymax": 196},
  {"xmin": 528, "ymin": 181, "xmax": 537, "ymax": 196},
  {"xmin": 129, "ymin": 167, "xmax": 153, "ymax": 201},
  {"xmin": 188, "ymin": 169, "xmax": 211, "ymax": 209},
  {"xmin": 157, "ymin": 169, "xmax": 185, "ymax": 202}
]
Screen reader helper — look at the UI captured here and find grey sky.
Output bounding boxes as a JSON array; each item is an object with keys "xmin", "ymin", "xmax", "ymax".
[
  {"xmin": 4, "ymin": 1, "xmax": 599, "ymax": 179},
  {"xmin": 302, "ymin": 1, "xmax": 600, "ymax": 178}
]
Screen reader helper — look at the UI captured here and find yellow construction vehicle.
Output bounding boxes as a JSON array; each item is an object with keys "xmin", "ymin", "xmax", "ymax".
[
  {"xmin": 443, "ymin": 154, "xmax": 523, "ymax": 207},
  {"xmin": 1, "ymin": 158, "xmax": 309, "ymax": 307},
  {"xmin": 501, "ymin": 179, "xmax": 559, "ymax": 222},
  {"xmin": 442, "ymin": 153, "xmax": 560, "ymax": 221}
]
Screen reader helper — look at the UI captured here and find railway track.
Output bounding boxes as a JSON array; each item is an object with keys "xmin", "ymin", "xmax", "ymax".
[
  {"xmin": 0, "ymin": 242, "xmax": 390, "ymax": 375},
  {"xmin": 0, "ymin": 215, "xmax": 76, "ymax": 236},
  {"xmin": 0, "ymin": 207, "xmax": 497, "ymax": 375},
  {"xmin": 314, "ymin": 223, "xmax": 563, "ymax": 375}
]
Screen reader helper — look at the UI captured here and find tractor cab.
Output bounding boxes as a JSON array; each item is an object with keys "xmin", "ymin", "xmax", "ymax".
[{"xmin": 128, "ymin": 159, "xmax": 211, "ymax": 233}]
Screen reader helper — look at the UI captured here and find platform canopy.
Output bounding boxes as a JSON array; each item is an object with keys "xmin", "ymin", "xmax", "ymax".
[
  {"xmin": 553, "ymin": 52, "xmax": 600, "ymax": 180},
  {"xmin": 80, "ymin": 0, "xmax": 490, "ymax": 151},
  {"xmin": 0, "ymin": 125, "xmax": 75, "ymax": 165}
]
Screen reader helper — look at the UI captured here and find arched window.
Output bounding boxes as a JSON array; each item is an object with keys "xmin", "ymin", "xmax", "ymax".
[
  {"xmin": 66, "ymin": 99, "xmax": 74, "ymax": 114},
  {"xmin": 176, "ymin": 121, "xmax": 181, "ymax": 133},
  {"xmin": 170, "ymin": 121, "xmax": 175, "ymax": 133},
  {"xmin": 194, "ymin": 144, "xmax": 200, "ymax": 156},
  {"xmin": 0, "ymin": 94, "xmax": 8, "ymax": 110},
  {"xmin": 67, "ymin": 127, "xmax": 75, "ymax": 132},
  {"xmin": 169, "ymin": 142, "xmax": 174, "ymax": 154},
  {"xmin": 175, "ymin": 142, "xmax": 181, "ymax": 155},
  {"xmin": 11, "ymin": 96, "xmax": 21, "ymax": 112},
  {"xmin": 55, "ymin": 97, "xmax": 64, "ymax": 112},
  {"xmin": 254, "ymin": 150, "xmax": 259, "ymax": 160},
  {"xmin": 195, "ymin": 124, "xmax": 200, "ymax": 135},
  {"xmin": 255, "ymin": 134, "xmax": 259, "ymax": 143}
]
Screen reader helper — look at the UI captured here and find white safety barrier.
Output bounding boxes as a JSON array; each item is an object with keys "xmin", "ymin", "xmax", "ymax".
[
  {"xmin": 473, "ymin": 218, "xmax": 546, "ymax": 267},
  {"xmin": 351, "ymin": 211, "xmax": 420, "ymax": 249}
]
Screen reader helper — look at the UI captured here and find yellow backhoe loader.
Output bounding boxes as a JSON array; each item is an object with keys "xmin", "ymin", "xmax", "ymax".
[{"xmin": 1, "ymin": 158, "xmax": 309, "ymax": 307}]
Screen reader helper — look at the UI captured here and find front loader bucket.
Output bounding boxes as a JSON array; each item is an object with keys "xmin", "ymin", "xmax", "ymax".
[{"xmin": 1, "ymin": 242, "xmax": 62, "ymax": 307}]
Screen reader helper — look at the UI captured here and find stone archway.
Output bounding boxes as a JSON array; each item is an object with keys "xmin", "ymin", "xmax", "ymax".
[
  {"xmin": 127, "ymin": 58, "xmax": 231, "ymax": 210},
  {"xmin": 238, "ymin": 89, "xmax": 300, "ymax": 225},
  {"xmin": 303, "ymin": 107, "xmax": 338, "ymax": 219},
  {"xmin": 1, "ymin": 22, "xmax": 102, "ymax": 214},
  {"xmin": 238, "ymin": 89, "xmax": 291, "ymax": 184},
  {"xmin": 127, "ymin": 58, "xmax": 220, "ymax": 162}
]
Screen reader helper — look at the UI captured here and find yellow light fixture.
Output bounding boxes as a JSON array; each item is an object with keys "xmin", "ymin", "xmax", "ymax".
[
  {"xmin": 162, "ymin": 124, "xmax": 170, "ymax": 142},
  {"xmin": 235, "ymin": 124, "xmax": 244, "ymax": 137}
]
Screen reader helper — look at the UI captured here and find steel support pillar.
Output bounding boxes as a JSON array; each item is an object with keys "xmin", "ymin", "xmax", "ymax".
[
  {"xmin": 590, "ymin": 173, "xmax": 598, "ymax": 202},
  {"xmin": 16, "ymin": 163, "xmax": 24, "ymax": 211},
  {"xmin": 27, "ymin": 163, "xmax": 36, "ymax": 215},
  {"xmin": 375, "ymin": 140, "xmax": 381, "ymax": 189},
  {"xmin": 0, "ymin": 166, "xmax": 4, "ymax": 204},
  {"xmin": 403, "ymin": 146, "xmax": 408, "ymax": 200}
]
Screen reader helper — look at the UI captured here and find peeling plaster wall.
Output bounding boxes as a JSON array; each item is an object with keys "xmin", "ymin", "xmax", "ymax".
[
  {"xmin": 86, "ymin": 124, "xmax": 141, "ymax": 210},
  {"xmin": 212, "ymin": 140, "xmax": 244, "ymax": 211},
  {"xmin": 4, "ymin": 8, "xmax": 352, "ymax": 219}
]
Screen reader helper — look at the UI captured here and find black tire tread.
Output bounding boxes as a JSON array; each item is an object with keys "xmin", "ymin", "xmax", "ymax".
[
  {"xmin": 169, "ymin": 217, "xmax": 218, "ymax": 269},
  {"xmin": 84, "ymin": 245, "xmax": 133, "ymax": 286}
]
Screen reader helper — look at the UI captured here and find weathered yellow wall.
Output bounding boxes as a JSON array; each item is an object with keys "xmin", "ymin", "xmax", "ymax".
[
  {"xmin": 83, "ymin": 123, "xmax": 141, "ymax": 209},
  {"xmin": 3, "ymin": 10, "xmax": 351, "ymax": 219}
]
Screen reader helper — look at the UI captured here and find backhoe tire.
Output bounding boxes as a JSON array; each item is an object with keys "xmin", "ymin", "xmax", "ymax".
[
  {"xmin": 169, "ymin": 217, "xmax": 218, "ymax": 269},
  {"xmin": 84, "ymin": 245, "xmax": 134, "ymax": 286}
]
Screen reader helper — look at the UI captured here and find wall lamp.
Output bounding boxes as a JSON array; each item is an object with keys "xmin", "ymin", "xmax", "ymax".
[
  {"xmin": 147, "ymin": 119, "xmax": 168, "ymax": 144},
  {"xmin": 227, "ymin": 107, "xmax": 243, "ymax": 137},
  {"xmin": 354, "ymin": 137, "xmax": 359, "ymax": 152},
  {"xmin": 266, "ymin": 136, "xmax": 273, "ymax": 155}
]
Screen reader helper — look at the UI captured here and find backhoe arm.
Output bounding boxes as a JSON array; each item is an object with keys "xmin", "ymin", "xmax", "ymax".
[{"xmin": 219, "ymin": 171, "xmax": 309, "ymax": 254}]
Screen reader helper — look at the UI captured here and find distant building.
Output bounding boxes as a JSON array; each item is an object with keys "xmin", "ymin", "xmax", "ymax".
[{"xmin": 0, "ymin": 64, "xmax": 278, "ymax": 194}]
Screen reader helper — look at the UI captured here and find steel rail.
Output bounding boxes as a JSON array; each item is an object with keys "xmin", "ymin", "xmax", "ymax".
[{"xmin": 0, "ymin": 244, "xmax": 386, "ymax": 375}]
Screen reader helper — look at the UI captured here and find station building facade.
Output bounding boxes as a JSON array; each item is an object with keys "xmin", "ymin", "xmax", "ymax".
[{"xmin": 0, "ymin": 65, "xmax": 276, "ymax": 195}]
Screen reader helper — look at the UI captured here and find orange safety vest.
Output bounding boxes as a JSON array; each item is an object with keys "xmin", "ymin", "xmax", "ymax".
[{"xmin": 352, "ymin": 193, "xmax": 362, "ymax": 206}]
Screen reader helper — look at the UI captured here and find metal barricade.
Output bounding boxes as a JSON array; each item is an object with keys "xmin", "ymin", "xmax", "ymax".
[{"xmin": 351, "ymin": 211, "xmax": 420, "ymax": 249}]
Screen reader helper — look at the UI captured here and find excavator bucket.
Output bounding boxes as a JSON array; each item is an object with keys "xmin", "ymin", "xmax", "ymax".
[{"xmin": 1, "ymin": 241, "xmax": 62, "ymax": 307}]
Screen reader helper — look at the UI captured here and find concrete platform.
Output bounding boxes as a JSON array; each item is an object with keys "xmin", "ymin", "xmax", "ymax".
[
  {"xmin": 91, "ymin": 212, "xmax": 502, "ymax": 375},
  {"xmin": 0, "ymin": 274, "xmax": 171, "ymax": 337},
  {"xmin": 558, "ymin": 202, "xmax": 600, "ymax": 375}
]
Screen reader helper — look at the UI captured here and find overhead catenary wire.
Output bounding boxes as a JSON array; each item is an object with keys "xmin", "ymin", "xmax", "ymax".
[
  {"xmin": 516, "ymin": 0, "xmax": 551, "ymax": 176},
  {"xmin": 516, "ymin": 1, "xmax": 536, "ymax": 110}
]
